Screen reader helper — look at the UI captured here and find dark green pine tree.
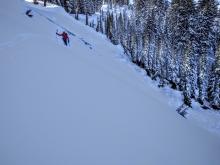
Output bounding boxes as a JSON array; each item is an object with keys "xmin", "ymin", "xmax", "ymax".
[
  {"xmin": 196, "ymin": 0, "xmax": 218, "ymax": 104},
  {"xmin": 117, "ymin": 12, "xmax": 124, "ymax": 44},
  {"xmin": 166, "ymin": 0, "xmax": 182, "ymax": 89},
  {"xmin": 207, "ymin": 64, "xmax": 216, "ymax": 103},
  {"xmin": 207, "ymin": 41, "xmax": 220, "ymax": 109},
  {"xmin": 167, "ymin": 0, "xmax": 194, "ymax": 91},
  {"xmin": 180, "ymin": 0, "xmax": 196, "ymax": 106},
  {"xmin": 96, "ymin": 16, "xmax": 102, "ymax": 32},
  {"xmin": 182, "ymin": 40, "xmax": 194, "ymax": 107},
  {"xmin": 99, "ymin": 15, "xmax": 104, "ymax": 33},
  {"xmin": 126, "ymin": 19, "xmax": 136, "ymax": 60},
  {"xmin": 85, "ymin": 13, "xmax": 89, "ymax": 25},
  {"xmin": 151, "ymin": 0, "xmax": 166, "ymax": 79},
  {"xmin": 188, "ymin": 9, "xmax": 199, "ymax": 99},
  {"xmin": 110, "ymin": 13, "xmax": 119, "ymax": 45},
  {"xmin": 106, "ymin": 12, "xmax": 112, "ymax": 40}
]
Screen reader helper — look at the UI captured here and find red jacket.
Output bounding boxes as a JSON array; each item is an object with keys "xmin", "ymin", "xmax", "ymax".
[{"xmin": 57, "ymin": 32, "xmax": 69, "ymax": 40}]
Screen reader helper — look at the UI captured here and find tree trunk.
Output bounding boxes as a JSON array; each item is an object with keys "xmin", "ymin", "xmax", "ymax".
[
  {"xmin": 44, "ymin": 0, "xmax": 47, "ymax": 7},
  {"xmin": 33, "ymin": 0, "xmax": 38, "ymax": 4},
  {"xmin": 63, "ymin": 0, "xmax": 69, "ymax": 12}
]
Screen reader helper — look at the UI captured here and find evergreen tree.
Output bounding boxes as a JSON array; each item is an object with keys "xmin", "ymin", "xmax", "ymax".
[
  {"xmin": 196, "ymin": 0, "xmax": 218, "ymax": 104},
  {"xmin": 207, "ymin": 41, "xmax": 220, "ymax": 109}
]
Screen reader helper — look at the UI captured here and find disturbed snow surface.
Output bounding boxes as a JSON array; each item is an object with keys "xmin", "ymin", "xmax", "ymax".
[{"xmin": 0, "ymin": 1, "xmax": 220, "ymax": 165}]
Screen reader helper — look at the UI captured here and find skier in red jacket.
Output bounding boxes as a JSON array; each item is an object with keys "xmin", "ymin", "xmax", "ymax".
[{"xmin": 56, "ymin": 31, "xmax": 69, "ymax": 46}]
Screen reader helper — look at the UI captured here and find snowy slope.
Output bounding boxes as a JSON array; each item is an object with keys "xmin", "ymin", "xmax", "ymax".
[{"xmin": 0, "ymin": 1, "xmax": 220, "ymax": 165}]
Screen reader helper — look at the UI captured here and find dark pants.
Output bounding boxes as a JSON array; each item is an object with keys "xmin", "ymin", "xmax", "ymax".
[{"xmin": 63, "ymin": 38, "xmax": 68, "ymax": 46}]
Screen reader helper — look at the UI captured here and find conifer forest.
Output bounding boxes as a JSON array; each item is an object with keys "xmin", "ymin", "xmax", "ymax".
[{"xmin": 45, "ymin": 0, "xmax": 220, "ymax": 110}]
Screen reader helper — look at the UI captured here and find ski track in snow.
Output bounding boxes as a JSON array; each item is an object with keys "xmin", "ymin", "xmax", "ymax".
[
  {"xmin": 25, "ymin": 0, "xmax": 220, "ymax": 137},
  {"xmin": 28, "ymin": 5, "xmax": 94, "ymax": 50},
  {"xmin": 1, "ymin": 1, "xmax": 220, "ymax": 165}
]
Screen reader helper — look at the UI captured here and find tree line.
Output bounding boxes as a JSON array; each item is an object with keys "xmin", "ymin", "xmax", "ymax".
[
  {"xmin": 34, "ymin": 0, "xmax": 220, "ymax": 110},
  {"xmin": 99, "ymin": 0, "xmax": 220, "ymax": 110}
]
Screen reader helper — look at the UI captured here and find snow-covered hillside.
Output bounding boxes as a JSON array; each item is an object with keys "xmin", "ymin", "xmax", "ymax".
[{"xmin": 0, "ymin": 1, "xmax": 220, "ymax": 165}]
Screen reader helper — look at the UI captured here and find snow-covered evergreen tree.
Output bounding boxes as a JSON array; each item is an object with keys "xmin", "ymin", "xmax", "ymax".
[
  {"xmin": 207, "ymin": 40, "xmax": 220, "ymax": 109},
  {"xmin": 196, "ymin": 0, "xmax": 218, "ymax": 104}
]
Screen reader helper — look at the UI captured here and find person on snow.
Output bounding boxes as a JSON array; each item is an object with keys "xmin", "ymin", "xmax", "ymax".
[{"xmin": 56, "ymin": 31, "xmax": 69, "ymax": 46}]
